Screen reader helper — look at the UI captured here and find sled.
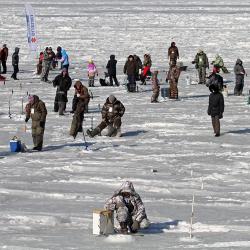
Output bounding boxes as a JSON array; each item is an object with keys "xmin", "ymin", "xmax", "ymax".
[{"xmin": 99, "ymin": 72, "xmax": 110, "ymax": 86}]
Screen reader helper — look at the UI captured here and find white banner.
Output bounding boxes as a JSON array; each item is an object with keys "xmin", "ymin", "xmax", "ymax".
[{"xmin": 25, "ymin": 4, "xmax": 38, "ymax": 51}]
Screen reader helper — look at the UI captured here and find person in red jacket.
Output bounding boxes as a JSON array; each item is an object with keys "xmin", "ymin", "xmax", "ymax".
[{"xmin": 36, "ymin": 52, "xmax": 44, "ymax": 75}]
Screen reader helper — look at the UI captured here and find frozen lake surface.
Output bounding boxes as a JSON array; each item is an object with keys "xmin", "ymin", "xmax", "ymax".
[{"xmin": 0, "ymin": 0, "xmax": 250, "ymax": 249}]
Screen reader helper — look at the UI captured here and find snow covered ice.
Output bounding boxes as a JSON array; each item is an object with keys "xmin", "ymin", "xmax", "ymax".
[{"xmin": 0, "ymin": 0, "xmax": 250, "ymax": 249}]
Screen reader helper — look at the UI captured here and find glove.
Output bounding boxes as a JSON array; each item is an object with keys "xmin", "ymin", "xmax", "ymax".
[
  {"xmin": 40, "ymin": 121, "xmax": 45, "ymax": 128},
  {"xmin": 25, "ymin": 117, "xmax": 29, "ymax": 123},
  {"xmin": 219, "ymin": 113, "xmax": 223, "ymax": 119},
  {"xmin": 131, "ymin": 220, "xmax": 140, "ymax": 232}
]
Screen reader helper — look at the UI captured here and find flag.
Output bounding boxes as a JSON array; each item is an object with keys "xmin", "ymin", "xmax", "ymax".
[{"xmin": 25, "ymin": 4, "xmax": 38, "ymax": 51}]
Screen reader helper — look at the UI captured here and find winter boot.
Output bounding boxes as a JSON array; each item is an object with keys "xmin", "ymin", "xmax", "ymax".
[
  {"xmin": 119, "ymin": 222, "xmax": 128, "ymax": 234},
  {"xmin": 106, "ymin": 126, "xmax": 117, "ymax": 137},
  {"xmin": 116, "ymin": 127, "xmax": 122, "ymax": 137},
  {"xmin": 87, "ymin": 127, "xmax": 101, "ymax": 138}
]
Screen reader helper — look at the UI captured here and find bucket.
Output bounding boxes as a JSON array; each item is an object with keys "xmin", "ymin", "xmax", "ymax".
[
  {"xmin": 10, "ymin": 137, "xmax": 21, "ymax": 152},
  {"xmin": 93, "ymin": 209, "xmax": 114, "ymax": 235},
  {"xmin": 161, "ymin": 87, "xmax": 169, "ymax": 98}
]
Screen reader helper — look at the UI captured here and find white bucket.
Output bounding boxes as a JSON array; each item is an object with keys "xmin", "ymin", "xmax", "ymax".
[{"xmin": 93, "ymin": 209, "xmax": 114, "ymax": 235}]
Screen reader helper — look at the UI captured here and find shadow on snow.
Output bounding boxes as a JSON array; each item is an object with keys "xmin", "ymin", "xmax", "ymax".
[{"xmin": 141, "ymin": 220, "xmax": 182, "ymax": 234}]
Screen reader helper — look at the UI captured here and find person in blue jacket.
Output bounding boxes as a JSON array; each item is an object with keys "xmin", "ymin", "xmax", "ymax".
[{"xmin": 60, "ymin": 49, "xmax": 69, "ymax": 70}]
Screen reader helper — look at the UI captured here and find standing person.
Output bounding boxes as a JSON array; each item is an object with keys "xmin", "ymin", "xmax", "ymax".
[
  {"xmin": 0, "ymin": 44, "xmax": 8, "ymax": 74},
  {"xmin": 206, "ymin": 66, "xmax": 224, "ymax": 92},
  {"xmin": 151, "ymin": 71, "xmax": 160, "ymax": 103},
  {"xmin": 25, "ymin": 95, "xmax": 47, "ymax": 151},
  {"xmin": 70, "ymin": 81, "xmax": 90, "ymax": 138},
  {"xmin": 41, "ymin": 47, "xmax": 53, "ymax": 82},
  {"xmin": 207, "ymin": 84, "xmax": 224, "ymax": 137},
  {"xmin": 87, "ymin": 58, "xmax": 98, "ymax": 87},
  {"xmin": 192, "ymin": 49, "xmax": 209, "ymax": 84},
  {"xmin": 167, "ymin": 64, "xmax": 181, "ymax": 99},
  {"xmin": 87, "ymin": 95, "xmax": 125, "ymax": 138},
  {"xmin": 123, "ymin": 55, "xmax": 137, "ymax": 92},
  {"xmin": 55, "ymin": 46, "xmax": 62, "ymax": 69},
  {"xmin": 140, "ymin": 54, "xmax": 152, "ymax": 85},
  {"xmin": 104, "ymin": 181, "xmax": 149, "ymax": 234},
  {"xmin": 234, "ymin": 59, "xmax": 246, "ymax": 96},
  {"xmin": 168, "ymin": 42, "xmax": 179, "ymax": 66},
  {"xmin": 50, "ymin": 47, "xmax": 56, "ymax": 69},
  {"xmin": 106, "ymin": 55, "xmax": 119, "ymax": 86},
  {"xmin": 60, "ymin": 49, "xmax": 69, "ymax": 70},
  {"xmin": 71, "ymin": 81, "xmax": 90, "ymax": 114},
  {"xmin": 133, "ymin": 54, "xmax": 142, "ymax": 81},
  {"xmin": 11, "ymin": 47, "xmax": 19, "ymax": 80},
  {"xmin": 52, "ymin": 68, "xmax": 72, "ymax": 115},
  {"xmin": 36, "ymin": 52, "xmax": 44, "ymax": 75}
]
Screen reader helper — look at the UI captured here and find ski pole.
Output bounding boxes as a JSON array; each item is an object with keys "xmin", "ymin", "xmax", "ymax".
[
  {"xmin": 82, "ymin": 128, "xmax": 88, "ymax": 150},
  {"xmin": 91, "ymin": 115, "xmax": 93, "ymax": 130},
  {"xmin": 21, "ymin": 98, "xmax": 24, "ymax": 115},
  {"xmin": 189, "ymin": 193, "xmax": 195, "ymax": 238},
  {"xmin": 8, "ymin": 98, "xmax": 11, "ymax": 119}
]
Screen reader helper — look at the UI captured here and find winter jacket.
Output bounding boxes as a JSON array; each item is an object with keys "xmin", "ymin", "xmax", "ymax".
[
  {"xmin": 87, "ymin": 63, "xmax": 97, "ymax": 77},
  {"xmin": 152, "ymin": 76, "xmax": 160, "ymax": 93},
  {"xmin": 208, "ymin": 92, "xmax": 224, "ymax": 117},
  {"xmin": 101, "ymin": 97, "xmax": 125, "ymax": 123},
  {"xmin": 212, "ymin": 55, "xmax": 224, "ymax": 67},
  {"xmin": 167, "ymin": 65, "xmax": 180, "ymax": 84},
  {"xmin": 61, "ymin": 49, "xmax": 69, "ymax": 66},
  {"xmin": 0, "ymin": 47, "xmax": 8, "ymax": 61},
  {"xmin": 134, "ymin": 55, "xmax": 142, "ymax": 70},
  {"xmin": 106, "ymin": 55, "xmax": 117, "ymax": 76},
  {"xmin": 53, "ymin": 73, "xmax": 72, "ymax": 102},
  {"xmin": 25, "ymin": 96, "xmax": 47, "ymax": 133},
  {"xmin": 206, "ymin": 73, "xmax": 224, "ymax": 92},
  {"xmin": 39, "ymin": 53, "xmax": 44, "ymax": 64},
  {"xmin": 143, "ymin": 55, "xmax": 152, "ymax": 67},
  {"xmin": 104, "ymin": 181, "xmax": 147, "ymax": 223},
  {"xmin": 123, "ymin": 60, "xmax": 137, "ymax": 76},
  {"xmin": 74, "ymin": 81, "xmax": 90, "ymax": 105},
  {"xmin": 12, "ymin": 47, "xmax": 19, "ymax": 66},
  {"xmin": 168, "ymin": 46, "xmax": 179, "ymax": 60},
  {"xmin": 234, "ymin": 59, "xmax": 245, "ymax": 83},
  {"xmin": 194, "ymin": 52, "xmax": 209, "ymax": 68}
]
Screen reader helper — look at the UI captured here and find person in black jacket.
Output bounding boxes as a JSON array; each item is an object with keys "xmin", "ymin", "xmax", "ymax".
[
  {"xmin": 207, "ymin": 84, "xmax": 224, "ymax": 137},
  {"xmin": 106, "ymin": 55, "xmax": 119, "ymax": 86},
  {"xmin": 52, "ymin": 68, "xmax": 72, "ymax": 115},
  {"xmin": 206, "ymin": 66, "xmax": 224, "ymax": 92},
  {"xmin": 124, "ymin": 55, "xmax": 137, "ymax": 92},
  {"xmin": 11, "ymin": 47, "xmax": 19, "ymax": 80},
  {"xmin": 234, "ymin": 59, "xmax": 246, "ymax": 96}
]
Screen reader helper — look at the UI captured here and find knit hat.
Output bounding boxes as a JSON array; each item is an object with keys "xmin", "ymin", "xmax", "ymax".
[
  {"xmin": 108, "ymin": 95, "xmax": 116, "ymax": 103},
  {"xmin": 62, "ymin": 67, "xmax": 68, "ymax": 73}
]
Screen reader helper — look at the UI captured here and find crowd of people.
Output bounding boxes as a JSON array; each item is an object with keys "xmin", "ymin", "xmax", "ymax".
[
  {"xmin": 0, "ymin": 41, "xmax": 248, "ymax": 235},
  {"xmin": 0, "ymin": 42, "xmax": 247, "ymax": 147}
]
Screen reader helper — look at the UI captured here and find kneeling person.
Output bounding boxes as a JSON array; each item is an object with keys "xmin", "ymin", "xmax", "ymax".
[
  {"xmin": 104, "ymin": 181, "xmax": 150, "ymax": 234},
  {"xmin": 87, "ymin": 95, "xmax": 125, "ymax": 137}
]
